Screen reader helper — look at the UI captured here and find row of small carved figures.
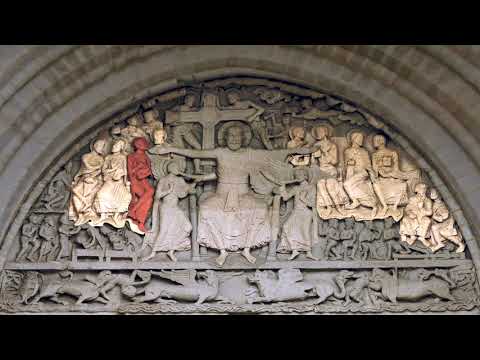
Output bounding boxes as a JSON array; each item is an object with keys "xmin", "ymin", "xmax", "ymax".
[
  {"xmin": 3, "ymin": 266, "xmax": 477, "ymax": 308},
  {"xmin": 317, "ymin": 218, "xmax": 461, "ymax": 261},
  {"xmin": 16, "ymin": 213, "xmax": 142, "ymax": 263},
  {"xmin": 16, "ymin": 212, "xmax": 461, "ymax": 264}
]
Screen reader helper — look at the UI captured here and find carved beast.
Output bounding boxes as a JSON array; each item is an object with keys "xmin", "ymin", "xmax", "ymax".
[{"xmin": 368, "ymin": 268, "xmax": 455, "ymax": 303}]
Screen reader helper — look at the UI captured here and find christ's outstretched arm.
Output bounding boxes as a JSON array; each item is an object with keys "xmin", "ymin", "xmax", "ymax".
[{"xmin": 149, "ymin": 146, "xmax": 219, "ymax": 159}]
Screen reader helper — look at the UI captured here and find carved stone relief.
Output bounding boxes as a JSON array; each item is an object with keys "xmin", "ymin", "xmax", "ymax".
[{"xmin": 1, "ymin": 77, "xmax": 477, "ymax": 314}]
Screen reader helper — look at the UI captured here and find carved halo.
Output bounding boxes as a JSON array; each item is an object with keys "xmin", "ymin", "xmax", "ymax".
[
  {"xmin": 311, "ymin": 122, "xmax": 334, "ymax": 139},
  {"xmin": 288, "ymin": 126, "xmax": 307, "ymax": 140},
  {"xmin": 217, "ymin": 120, "xmax": 253, "ymax": 147},
  {"xmin": 162, "ymin": 157, "xmax": 187, "ymax": 176},
  {"xmin": 346, "ymin": 128, "xmax": 367, "ymax": 146}
]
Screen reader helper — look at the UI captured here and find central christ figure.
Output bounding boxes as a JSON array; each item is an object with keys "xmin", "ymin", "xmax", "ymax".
[{"xmin": 149, "ymin": 121, "xmax": 313, "ymax": 266}]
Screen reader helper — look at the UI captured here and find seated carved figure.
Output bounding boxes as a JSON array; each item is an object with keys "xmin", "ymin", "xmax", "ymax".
[
  {"xmin": 287, "ymin": 127, "xmax": 310, "ymax": 166},
  {"xmin": 429, "ymin": 188, "xmax": 465, "ymax": 253},
  {"xmin": 69, "ymin": 139, "xmax": 106, "ymax": 226},
  {"xmin": 371, "ymin": 134, "xmax": 419, "ymax": 217},
  {"xmin": 311, "ymin": 125, "xmax": 349, "ymax": 217},
  {"xmin": 343, "ymin": 131, "xmax": 378, "ymax": 219},
  {"xmin": 93, "ymin": 139, "xmax": 132, "ymax": 228}
]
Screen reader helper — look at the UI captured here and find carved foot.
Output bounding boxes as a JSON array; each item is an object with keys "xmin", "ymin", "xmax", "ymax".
[
  {"xmin": 215, "ymin": 250, "xmax": 228, "ymax": 266},
  {"xmin": 430, "ymin": 243, "xmax": 445, "ymax": 253},
  {"xmin": 242, "ymin": 249, "xmax": 256, "ymax": 264},
  {"xmin": 288, "ymin": 250, "xmax": 300, "ymax": 261},
  {"xmin": 167, "ymin": 250, "xmax": 177, "ymax": 262},
  {"xmin": 305, "ymin": 251, "xmax": 319, "ymax": 261},
  {"xmin": 141, "ymin": 251, "xmax": 156, "ymax": 262},
  {"xmin": 345, "ymin": 200, "xmax": 360, "ymax": 210},
  {"xmin": 377, "ymin": 206, "xmax": 388, "ymax": 218}
]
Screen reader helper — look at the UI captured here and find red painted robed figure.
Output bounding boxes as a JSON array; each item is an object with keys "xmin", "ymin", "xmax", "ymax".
[{"xmin": 127, "ymin": 137, "xmax": 154, "ymax": 232}]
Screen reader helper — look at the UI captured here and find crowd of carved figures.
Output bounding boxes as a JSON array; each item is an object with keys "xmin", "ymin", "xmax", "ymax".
[
  {"xmin": 13, "ymin": 84, "xmax": 466, "ymax": 266},
  {"xmin": 4, "ymin": 80, "xmax": 477, "ymax": 314}
]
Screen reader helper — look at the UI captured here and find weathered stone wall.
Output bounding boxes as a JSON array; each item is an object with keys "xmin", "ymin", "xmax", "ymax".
[{"xmin": 0, "ymin": 45, "xmax": 479, "ymax": 274}]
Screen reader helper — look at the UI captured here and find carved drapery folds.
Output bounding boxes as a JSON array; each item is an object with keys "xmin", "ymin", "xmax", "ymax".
[{"xmin": 1, "ymin": 77, "xmax": 477, "ymax": 314}]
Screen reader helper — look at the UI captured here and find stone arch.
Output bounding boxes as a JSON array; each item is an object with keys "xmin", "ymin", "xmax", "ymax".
[{"xmin": 0, "ymin": 45, "xmax": 479, "ymax": 281}]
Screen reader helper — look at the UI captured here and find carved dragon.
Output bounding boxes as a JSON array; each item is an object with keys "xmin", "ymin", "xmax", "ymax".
[
  {"xmin": 246, "ymin": 269, "xmax": 354, "ymax": 305},
  {"xmin": 368, "ymin": 268, "xmax": 456, "ymax": 303},
  {"xmin": 124, "ymin": 269, "xmax": 236, "ymax": 305}
]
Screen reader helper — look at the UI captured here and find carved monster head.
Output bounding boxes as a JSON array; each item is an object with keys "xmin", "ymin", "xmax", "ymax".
[
  {"xmin": 368, "ymin": 268, "xmax": 390, "ymax": 290},
  {"xmin": 198, "ymin": 270, "xmax": 217, "ymax": 286}
]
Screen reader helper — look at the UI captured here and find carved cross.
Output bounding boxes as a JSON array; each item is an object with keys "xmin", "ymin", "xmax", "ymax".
[{"xmin": 165, "ymin": 93, "xmax": 256, "ymax": 149}]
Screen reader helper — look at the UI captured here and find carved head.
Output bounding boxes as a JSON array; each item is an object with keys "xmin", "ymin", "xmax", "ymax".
[
  {"xmin": 153, "ymin": 128, "xmax": 167, "ymax": 145},
  {"xmin": 414, "ymin": 183, "xmax": 428, "ymax": 196},
  {"xmin": 344, "ymin": 218, "xmax": 354, "ymax": 229},
  {"xmin": 365, "ymin": 220, "xmax": 374, "ymax": 229},
  {"xmin": 350, "ymin": 131, "xmax": 364, "ymax": 147},
  {"xmin": 384, "ymin": 217, "xmax": 395, "ymax": 228},
  {"xmin": 369, "ymin": 268, "xmax": 388, "ymax": 290},
  {"xmin": 166, "ymin": 161, "xmax": 181, "ymax": 176},
  {"xmin": 226, "ymin": 125, "xmax": 244, "ymax": 151},
  {"xmin": 127, "ymin": 116, "xmax": 139, "ymax": 127},
  {"xmin": 226, "ymin": 91, "xmax": 241, "ymax": 105},
  {"xmin": 92, "ymin": 139, "xmax": 107, "ymax": 155},
  {"xmin": 373, "ymin": 134, "xmax": 386, "ymax": 149},
  {"xmin": 293, "ymin": 167, "xmax": 309, "ymax": 183},
  {"xmin": 198, "ymin": 270, "xmax": 217, "ymax": 286},
  {"xmin": 45, "ymin": 214, "xmax": 58, "ymax": 226},
  {"xmin": 132, "ymin": 137, "xmax": 150, "ymax": 151},
  {"xmin": 184, "ymin": 94, "xmax": 196, "ymax": 108},
  {"xmin": 28, "ymin": 213, "xmax": 44, "ymax": 225},
  {"xmin": 121, "ymin": 285, "xmax": 137, "ymax": 298},
  {"xmin": 144, "ymin": 110, "xmax": 159, "ymax": 124},
  {"xmin": 111, "ymin": 126, "xmax": 122, "ymax": 136},
  {"xmin": 312, "ymin": 125, "xmax": 330, "ymax": 140},
  {"xmin": 289, "ymin": 126, "xmax": 305, "ymax": 141},
  {"xmin": 328, "ymin": 218, "xmax": 338, "ymax": 227},
  {"xmin": 112, "ymin": 138, "xmax": 127, "ymax": 153},
  {"xmin": 301, "ymin": 98, "xmax": 313, "ymax": 108},
  {"xmin": 336, "ymin": 270, "xmax": 355, "ymax": 282},
  {"xmin": 430, "ymin": 188, "xmax": 440, "ymax": 201}
]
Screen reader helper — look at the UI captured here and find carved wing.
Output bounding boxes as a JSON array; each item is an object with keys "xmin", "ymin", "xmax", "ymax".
[
  {"xmin": 250, "ymin": 155, "xmax": 295, "ymax": 195},
  {"xmin": 147, "ymin": 153, "xmax": 170, "ymax": 180},
  {"xmin": 151, "ymin": 269, "xmax": 198, "ymax": 287}
]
